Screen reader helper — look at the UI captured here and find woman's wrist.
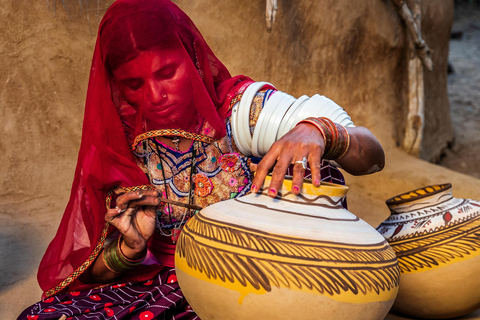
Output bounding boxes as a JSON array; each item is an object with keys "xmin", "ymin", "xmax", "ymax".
[
  {"xmin": 297, "ymin": 117, "xmax": 350, "ymax": 160},
  {"xmin": 119, "ymin": 238, "xmax": 147, "ymax": 260},
  {"xmin": 103, "ymin": 237, "xmax": 146, "ymax": 273}
]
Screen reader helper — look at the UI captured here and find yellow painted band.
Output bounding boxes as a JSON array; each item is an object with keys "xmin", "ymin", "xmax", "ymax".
[
  {"xmin": 176, "ymin": 255, "xmax": 397, "ymax": 304},
  {"xmin": 398, "ymin": 247, "xmax": 480, "ymax": 274}
]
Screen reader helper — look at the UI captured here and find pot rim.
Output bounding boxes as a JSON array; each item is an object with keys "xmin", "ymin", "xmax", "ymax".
[
  {"xmin": 386, "ymin": 183, "xmax": 452, "ymax": 206},
  {"xmin": 263, "ymin": 175, "xmax": 349, "ymax": 198}
]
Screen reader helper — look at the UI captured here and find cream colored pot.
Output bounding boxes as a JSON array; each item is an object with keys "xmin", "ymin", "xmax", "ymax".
[
  {"xmin": 378, "ymin": 184, "xmax": 480, "ymax": 319},
  {"xmin": 176, "ymin": 177, "xmax": 399, "ymax": 320}
]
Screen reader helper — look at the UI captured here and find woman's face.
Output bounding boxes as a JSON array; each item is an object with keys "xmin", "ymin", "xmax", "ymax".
[{"xmin": 113, "ymin": 47, "xmax": 195, "ymax": 125}]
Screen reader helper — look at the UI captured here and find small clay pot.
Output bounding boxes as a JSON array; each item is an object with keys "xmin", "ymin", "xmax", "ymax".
[{"xmin": 377, "ymin": 184, "xmax": 480, "ymax": 319}]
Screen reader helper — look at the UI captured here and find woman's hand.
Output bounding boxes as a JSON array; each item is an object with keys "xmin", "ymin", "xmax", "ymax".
[
  {"xmin": 251, "ymin": 123, "xmax": 325, "ymax": 197},
  {"xmin": 250, "ymin": 123, "xmax": 385, "ymax": 198},
  {"xmin": 105, "ymin": 189, "xmax": 159, "ymax": 259},
  {"xmin": 79, "ymin": 189, "xmax": 159, "ymax": 284}
]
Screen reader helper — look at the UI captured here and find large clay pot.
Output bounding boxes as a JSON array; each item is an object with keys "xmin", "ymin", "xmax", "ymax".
[
  {"xmin": 175, "ymin": 177, "xmax": 399, "ymax": 320},
  {"xmin": 377, "ymin": 184, "xmax": 480, "ymax": 319}
]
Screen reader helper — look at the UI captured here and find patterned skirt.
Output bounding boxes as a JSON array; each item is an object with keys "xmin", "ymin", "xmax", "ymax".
[{"xmin": 18, "ymin": 268, "xmax": 199, "ymax": 320}]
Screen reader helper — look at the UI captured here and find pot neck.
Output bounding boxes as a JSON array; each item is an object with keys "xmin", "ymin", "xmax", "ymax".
[{"xmin": 386, "ymin": 183, "xmax": 453, "ymax": 214}]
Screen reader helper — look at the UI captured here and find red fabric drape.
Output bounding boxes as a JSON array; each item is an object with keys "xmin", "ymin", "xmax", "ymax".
[{"xmin": 38, "ymin": 0, "xmax": 251, "ymax": 296}]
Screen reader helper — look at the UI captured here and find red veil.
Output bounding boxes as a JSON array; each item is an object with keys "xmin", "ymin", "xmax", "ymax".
[{"xmin": 38, "ymin": 0, "xmax": 251, "ymax": 297}]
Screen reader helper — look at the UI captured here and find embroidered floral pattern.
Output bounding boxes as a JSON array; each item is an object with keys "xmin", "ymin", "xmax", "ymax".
[
  {"xmin": 193, "ymin": 173, "xmax": 213, "ymax": 197},
  {"xmin": 133, "ymin": 132, "xmax": 252, "ymax": 231},
  {"xmin": 220, "ymin": 153, "xmax": 241, "ymax": 172},
  {"xmin": 228, "ymin": 177, "xmax": 237, "ymax": 186}
]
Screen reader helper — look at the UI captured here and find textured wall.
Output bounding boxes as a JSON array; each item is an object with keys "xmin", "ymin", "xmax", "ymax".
[{"xmin": 0, "ymin": 0, "xmax": 114, "ymax": 198}]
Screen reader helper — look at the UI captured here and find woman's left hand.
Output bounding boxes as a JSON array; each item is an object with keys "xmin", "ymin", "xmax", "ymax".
[{"xmin": 250, "ymin": 123, "xmax": 325, "ymax": 197}]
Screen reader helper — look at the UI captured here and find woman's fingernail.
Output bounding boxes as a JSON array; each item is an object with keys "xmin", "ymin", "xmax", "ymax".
[
  {"xmin": 292, "ymin": 186, "xmax": 299, "ymax": 193},
  {"xmin": 251, "ymin": 185, "xmax": 258, "ymax": 193},
  {"xmin": 314, "ymin": 179, "xmax": 320, "ymax": 186},
  {"xmin": 269, "ymin": 188, "xmax": 276, "ymax": 196}
]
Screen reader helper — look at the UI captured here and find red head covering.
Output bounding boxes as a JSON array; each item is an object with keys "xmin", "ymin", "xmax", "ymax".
[{"xmin": 38, "ymin": 0, "xmax": 251, "ymax": 296}]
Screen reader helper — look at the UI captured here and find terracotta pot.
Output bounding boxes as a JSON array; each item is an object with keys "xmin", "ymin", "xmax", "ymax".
[
  {"xmin": 377, "ymin": 184, "xmax": 480, "ymax": 319},
  {"xmin": 176, "ymin": 177, "xmax": 399, "ymax": 320}
]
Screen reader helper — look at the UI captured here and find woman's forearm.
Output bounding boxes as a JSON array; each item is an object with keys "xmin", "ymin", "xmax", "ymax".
[
  {"xmin": 335, "ymin": 126, "xmax": 385, "ymax": 175},
  {"xmin": 78, "ymin": 250, "xmax": 122, "ymax": 284},
  {"xmin": 79, "ymin": 240, "xmax": 146, "ymax": 284}
]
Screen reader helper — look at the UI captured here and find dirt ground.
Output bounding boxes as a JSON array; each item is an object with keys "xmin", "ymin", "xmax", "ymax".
[
  {"xmin": 1, "ymin": 1, "xmax": 480, "ymax": 319},
  {"xmin": 438, "ymin": 2, "xmax": 480, "ymax": 178}
]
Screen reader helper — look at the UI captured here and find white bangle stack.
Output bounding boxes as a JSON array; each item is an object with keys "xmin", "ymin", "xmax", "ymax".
[
  {"xmin": 231, "ymin": 82, "xmax": 274, "ymax": 156},
  {"xmin": 231, "ymin": 82, "xmax": 355, "ymax": 157}
]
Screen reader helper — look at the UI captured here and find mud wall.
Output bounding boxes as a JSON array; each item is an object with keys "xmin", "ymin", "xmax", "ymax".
[
  {"xmin": 0, "ymin": 0, "xmax": 454, "ymax": 198},
  {"xmin": 0, "ymin": 0, "xmax": 114, "ymax": 199}
]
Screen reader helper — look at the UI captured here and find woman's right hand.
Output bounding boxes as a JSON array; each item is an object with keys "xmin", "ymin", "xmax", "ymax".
[{"xmin": 105, "ymin": 189, "xmax": 159, "ymax": 259}]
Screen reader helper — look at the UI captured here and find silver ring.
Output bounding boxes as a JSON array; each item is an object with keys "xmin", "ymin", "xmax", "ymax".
[
  {"xmin": 115, "ymin": 206, "xmax": 127, "ymax": 213},
  {"xmin": 294, "ymin": 157, "xmax": 308, "ymax": 170}
]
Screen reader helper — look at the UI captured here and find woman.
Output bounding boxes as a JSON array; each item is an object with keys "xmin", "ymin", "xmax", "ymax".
[{"xmin": 19, "ymin": 0, "xmax": 384, "ymax": 319}]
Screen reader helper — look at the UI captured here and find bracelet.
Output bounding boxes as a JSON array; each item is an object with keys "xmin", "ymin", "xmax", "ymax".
[
  {"xmin": 297, "ymin": 117, "xmax": 350, "ymax": 160},
  {"xmin": 103, "ymin": 237, "xmax": 146, "ymax": 273}
]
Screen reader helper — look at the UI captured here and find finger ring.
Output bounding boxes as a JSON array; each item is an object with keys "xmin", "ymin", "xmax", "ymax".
[
  {"xmin": 115, "ymin": 206, "xmax": 127, "ymax": 213},
  {"xmin": 294, "ymin": 157, "xmax": 308, "ymax": 170}
]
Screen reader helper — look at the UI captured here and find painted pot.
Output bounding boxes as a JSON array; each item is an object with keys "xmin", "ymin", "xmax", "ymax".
[
  {"xmin": 175, "ymin": 177, "xmax": 399, "ymax": 320},
  {"xmin": 377, "ymin": 184, "xmax": 480, "ymax": 319}
]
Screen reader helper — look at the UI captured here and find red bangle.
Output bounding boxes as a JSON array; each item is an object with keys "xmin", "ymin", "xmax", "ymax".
[
  {"xmin": 296, "ymin": 117, "xmax": 350, "ymax": 160},
  {"xmin": 297, "ymin": 119, "xmax": 327, "ymax": 144}
]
